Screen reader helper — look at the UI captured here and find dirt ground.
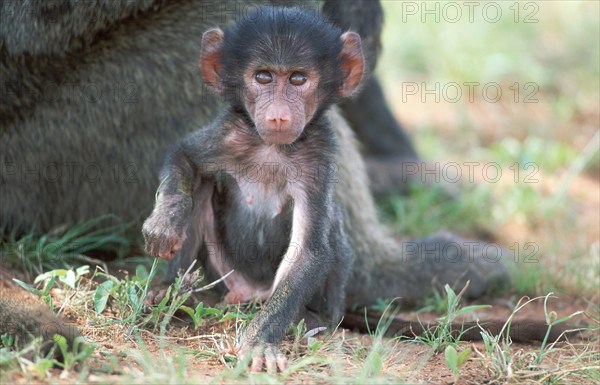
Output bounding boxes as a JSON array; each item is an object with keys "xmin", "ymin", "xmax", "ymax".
[{"xmin": 5, "ymin": 277, "xmax": 591, "ymax": 385}]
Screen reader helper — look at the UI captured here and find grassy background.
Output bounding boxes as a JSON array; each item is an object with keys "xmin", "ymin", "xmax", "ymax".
[{"xmin": 376, "ymin": 1, "xmax": 599, "ymax": 296}]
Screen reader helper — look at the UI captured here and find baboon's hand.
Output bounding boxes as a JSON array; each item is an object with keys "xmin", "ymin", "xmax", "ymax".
[
  {"xmin": 237, "ymin": 338, "xmax": 287, "ymax": 374},
  {"xmin": 142, "ymin": 198, "xmax": 191, "ymax": 260}
]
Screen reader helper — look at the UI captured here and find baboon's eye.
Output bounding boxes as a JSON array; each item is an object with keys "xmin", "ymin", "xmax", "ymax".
[
  {"xmin": 255, "ymin": 71, "xmax": 273, "ymax": 84},
  {"xmin": 289, "ymin": 72, "xmax": 307, "ymax": 86}
]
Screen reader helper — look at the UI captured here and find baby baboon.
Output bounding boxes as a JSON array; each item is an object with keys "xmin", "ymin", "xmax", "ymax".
[{"xmin": 143, "ymin": 7, "xmax": 509, "ymax": 372}]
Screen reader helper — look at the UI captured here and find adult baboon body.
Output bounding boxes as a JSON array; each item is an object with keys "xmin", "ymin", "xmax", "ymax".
[{"xmin": 1, "ymin": 0, "xmax": 415, "ymax": 233}]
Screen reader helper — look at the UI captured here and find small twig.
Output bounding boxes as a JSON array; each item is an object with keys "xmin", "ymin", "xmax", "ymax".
[
  {"xmin": 56, "ymin": 290, "xmax": 78, "ymax": 316},
  {"xmin": 180, "ymin": 259, "xmax": 198, "ymax": 283},
  {"xmin": 303, "ymin": 327, "xmax": 327, "ymax": 339},
  {"xmin": 138, "ymin": 328, "xmax": 224, "ymax": 340},
  {"xmin": 455, "ymin": 279, "xmax": 471, "ymax": 302},
  {"xmin": 192, "ymin": 270, "xmax": 235, "ymax": 292}
]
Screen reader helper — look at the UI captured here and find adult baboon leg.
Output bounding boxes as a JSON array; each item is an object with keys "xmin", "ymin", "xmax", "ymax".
[
  {"xmin": 341, "ymin": 78, "xmax": 421, "ymax": 195},
  {"xmin": 346, "ymin": 233, "xmax": 510, "ymax": 309},
  {"xmin": 328, "ymin": 107, "xmax": 509, "ymax": 309},
  {"xmin": 322, "ymin": 0, "xmax": 421, "ymax": 195}
]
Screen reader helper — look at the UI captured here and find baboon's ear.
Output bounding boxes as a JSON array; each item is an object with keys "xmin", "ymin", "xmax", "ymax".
[
  {"xmin": 200, "ymin": 28, "xmax": 225, "ymax": 94},
  {"xmin": 338, "ymin": 32, "xmax": 365, "ymax": 97}
]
